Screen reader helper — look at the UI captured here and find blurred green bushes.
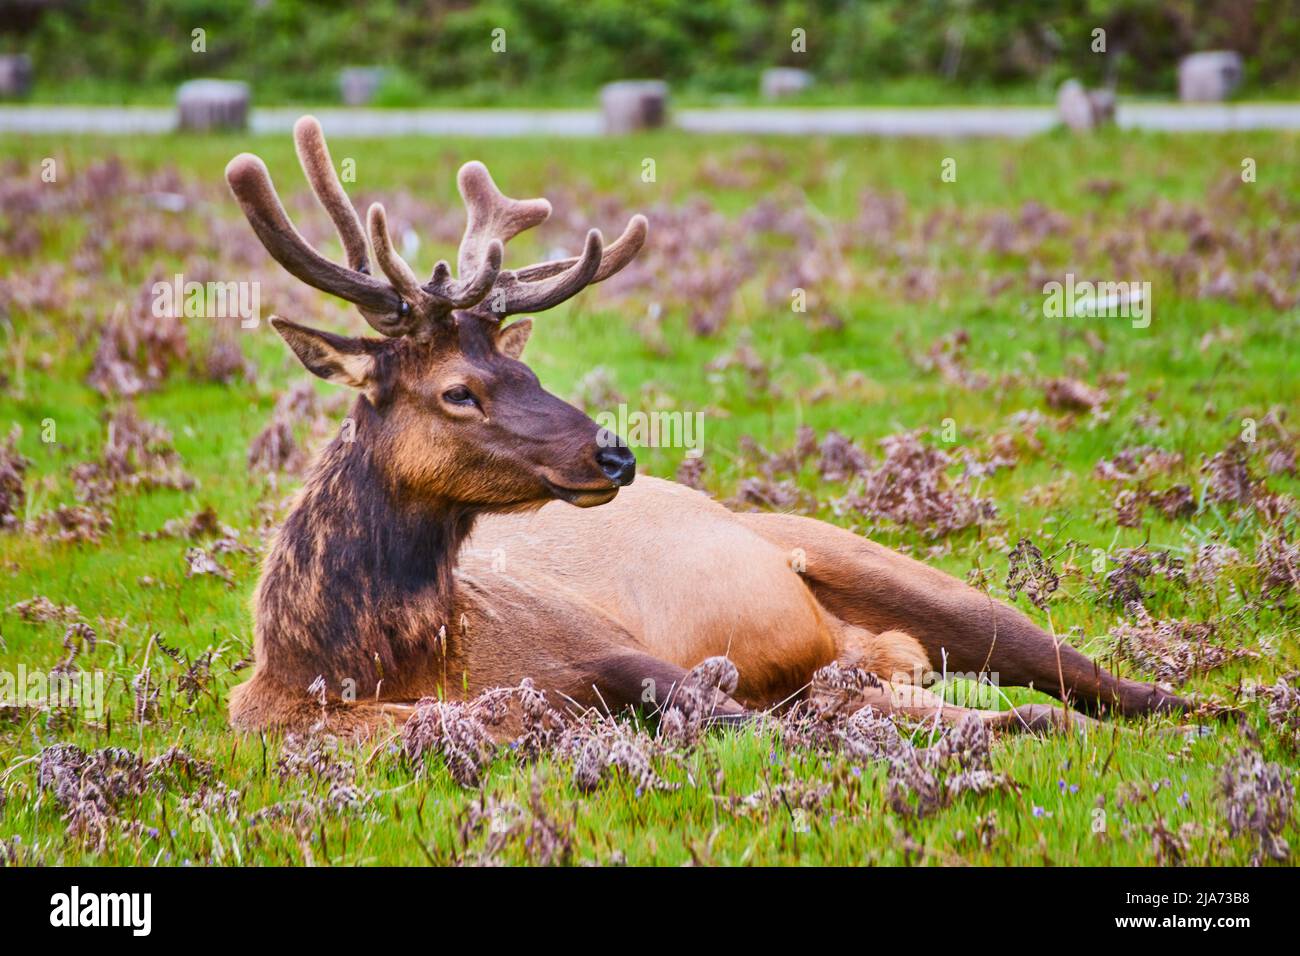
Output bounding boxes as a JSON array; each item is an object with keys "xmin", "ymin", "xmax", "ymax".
[{"xmin": 1, "ymin": 0, "xmax": 1294, "ymax": 103}]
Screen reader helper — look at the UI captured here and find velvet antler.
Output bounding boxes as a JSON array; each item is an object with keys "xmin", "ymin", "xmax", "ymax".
[
  {"xmin": 455, "ymin": 161, "xmax": 648, "ymax": 320},
  {"xmin": 226, "ymin": 115, "xmax": 647, "ymax": 335},
  {"xmin": 226, "ymin": 116, "xmax": 501, "ymax": 337}
]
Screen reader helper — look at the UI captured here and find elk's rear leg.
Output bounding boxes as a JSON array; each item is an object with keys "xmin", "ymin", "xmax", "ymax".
[
  {"xmin": 829, "ymin": 626, "xmax": 1090, "ymax": 730},
  {"xmin": 738, "ymin": 512, "xmax": 1188, "ymax": 718},
  {"xmin": 837, "ymin": 680, "xmax": 1095, "ymax": 734},
  {"xmin": 836, "ymin": 623, "xmax": 932, "ymax": 685}
]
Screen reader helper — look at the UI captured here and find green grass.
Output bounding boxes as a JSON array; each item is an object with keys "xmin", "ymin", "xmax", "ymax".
[{"xmin": 0, "ymin": 128, "xmax": 1298, "ymax": 865}]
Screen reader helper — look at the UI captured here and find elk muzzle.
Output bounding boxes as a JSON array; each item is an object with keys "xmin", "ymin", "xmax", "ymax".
[
  {"xmin": 523, "ymin": 398, "xmax": 636, "ymax": 508},
  {"xmin": 543, "ymin": 439, "xmax": 635, "ymax": 507},
  {"xmin": 595, "ymin": 435, "xmax": 636, "ymax": 487}
]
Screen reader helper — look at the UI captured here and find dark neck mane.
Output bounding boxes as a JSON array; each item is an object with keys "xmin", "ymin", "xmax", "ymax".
[
  {"xmin": 255, "ymin": 398, "xmax": 476, "ymax": 692},
  {"xmin": 318, "ymin": 403, "xmax": 472, "ymax": 586}
]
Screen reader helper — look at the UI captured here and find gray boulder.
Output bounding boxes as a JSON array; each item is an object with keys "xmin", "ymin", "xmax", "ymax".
[
  {"xmin": 339, "ymin": 68, "xmax": 387, "ymax": 107},
  {"xmin": 1057, "ymin": 79, "xmax": 1115, "ymax": 132},
  {"xmin": 0, "ymin": 54, "xmax": 32, "ymax": 98},
  {"xmin": 177, "ymin": 79, "xmax": 250, "ymax": 132},
  {"xmin": 600, "ymin": 81, "xmax": 668, "ymax": 134},
  {"xmin": 1178, "ymin": 51, "xmax": 1243, "ymax": 102},
  {"xmin": 761, "ymin": 68, "xmax": 813, "ymax": 99}
]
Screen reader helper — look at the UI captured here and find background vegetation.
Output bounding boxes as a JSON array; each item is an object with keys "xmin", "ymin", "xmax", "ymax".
[
  {"xmin": 2, "ymin": 0, "xmax": 1298, "ymax": 105},
  {"xmin": 0, "ymin": 127, "xmax": 1297, "ymax": 864}
]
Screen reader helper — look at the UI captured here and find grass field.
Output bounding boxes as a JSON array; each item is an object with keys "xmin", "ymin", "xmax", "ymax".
[{"xmin": 0, "ymin": 127, "xmax": 1298, "ymax": 865}]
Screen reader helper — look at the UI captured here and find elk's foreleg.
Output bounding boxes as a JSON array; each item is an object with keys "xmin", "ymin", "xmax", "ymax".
[{"xmin": 455, "ymin": 572, "xmax": 747, "ymax": 723}]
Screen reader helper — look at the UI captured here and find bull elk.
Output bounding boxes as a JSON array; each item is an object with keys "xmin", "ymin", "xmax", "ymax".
[{"xmin": 223, "ymin": 117, "xmax": 1189, "ymax": 738}]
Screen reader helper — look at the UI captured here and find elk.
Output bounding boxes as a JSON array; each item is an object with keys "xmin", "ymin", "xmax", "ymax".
[{"xmin": 224, "ymin": 117, "xmax": 1189, "ymax": 738}]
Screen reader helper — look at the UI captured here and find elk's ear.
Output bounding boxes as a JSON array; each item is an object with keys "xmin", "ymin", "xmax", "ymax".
[
  {"xmin": 495, "ymin": 319, "xmax": 533, "ymax": 360},
  {"xmin": 271, "ymin": 316, "xmax": 376, "ymax": 389}
]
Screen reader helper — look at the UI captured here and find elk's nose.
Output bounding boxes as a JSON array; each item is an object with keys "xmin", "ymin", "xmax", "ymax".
[{"xmin": 595, "ymin": 443, "xmax": 636, "ymax": 486}]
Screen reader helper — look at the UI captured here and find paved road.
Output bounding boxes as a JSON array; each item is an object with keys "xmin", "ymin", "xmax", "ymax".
[{"xmin": 3, "ymin": 103, "xmax": 1300, "ymax": 137}]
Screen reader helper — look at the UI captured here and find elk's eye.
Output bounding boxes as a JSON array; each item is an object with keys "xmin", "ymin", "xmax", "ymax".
[{"xmin": 442, "ymin": 385, "xmax": 477, "ymax": 407}]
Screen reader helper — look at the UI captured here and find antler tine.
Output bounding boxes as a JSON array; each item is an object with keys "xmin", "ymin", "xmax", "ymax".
[
  {"xmin": 225, "ymin": 152, "xmax": 415, "ymax": 336},
  {"xmin": 488, "ymin": 229, "xmax": 604, "ymax": 318},
  {"xmin": 454, "ymin": 160, "xmax": 648, "ymax": 320},
  {"xmin": 456, "ymin": 161, "xmax": 552, "ymax": 279},
  {"xmin": 440, "ymin": 239, "xmax": 504, "ymax": 308},
  {"xmin": 293, "ymin": 116, "xmax": 371, "ymax": 274},
  {"xmin": 366, "ymin": 203, "xmax": 425, "ymax": 303},
  {"xmin": 514, "ymin": 213, "xmax": 649, "ymax": 284},
  {"xmin": 367, "ymin": 198, "xmax": 508, "ymax": 326}
]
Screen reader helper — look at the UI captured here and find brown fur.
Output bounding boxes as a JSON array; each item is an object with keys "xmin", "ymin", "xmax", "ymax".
[
  {"xmin": 226, "ymin": 119, "xmax": 1189, "ymax": 740},
  {"xmin": 234, "ymin": 458, "xmax": 1186, "ymax": 736}
]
